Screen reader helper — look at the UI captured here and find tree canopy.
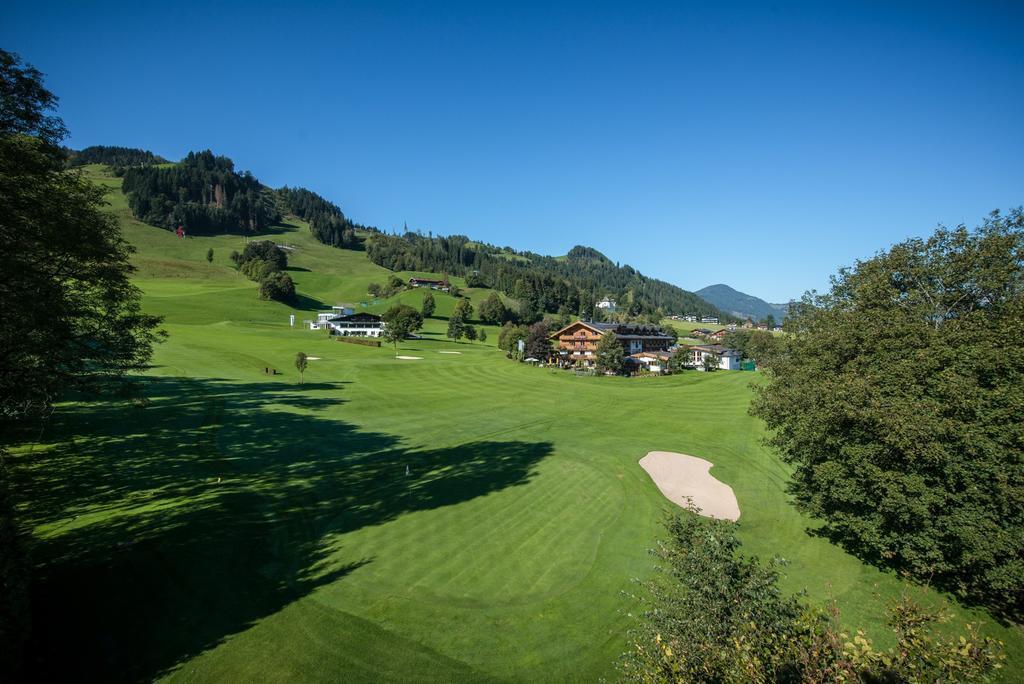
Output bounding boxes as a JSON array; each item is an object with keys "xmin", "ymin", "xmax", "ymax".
[
  {"xmin": 0, "ymin": 48, "xmax": 163, "ymax": 678},
  {"xmin": 751, "ymin": 211, "xmax": 1024, "ymax": 617},
  {"xmin": 621, "ymin": 510, "xmax": 1005, "ymax": 682},
  {"xmin": 122, "ymin": 150, "xmax": 281, "ymax": 234},
  {"xmin": 276, "ymin": 186, "xmax": 374, "ymax": 249},
  {"xmin": 232, "ymin": 241, "xmax": 294, "ymax": 303},
  {"xmin": 382, "ymin": 304, "xmax": 423, "ymax": 352},
  {"xmin": 420, "ymin": 290, "xmax": 436, "ymax": 318},
  {"xmin": 594, "ymin": 331, "xmax": 625, "ymax": 374},
  {"xmin": 64, "ymin": 145, "xmax": 166, "ymax": 168}
]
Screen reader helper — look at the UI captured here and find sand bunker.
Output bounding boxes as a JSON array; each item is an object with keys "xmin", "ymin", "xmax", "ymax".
[
  {"xmin": 306, "ymin": 356, "xmax": 322, "ymax": 361},
  {"xmin": 439, "ymin": 351, "xmax": 462, "ymax": 355},
  {"xmin": 639, "ymin": 451, "xmax": 740, "ymax": 521},
  {"xmin": 395, "ymin": 355, "xmax": 423, "ymax": 360}
]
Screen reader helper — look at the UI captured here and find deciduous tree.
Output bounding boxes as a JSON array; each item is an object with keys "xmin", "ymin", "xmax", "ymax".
[
  {"xmin": 382, "ymin": 304, "xmax": 423, "ymax": 355},
  {"xmin": 478, "ymin": 291, "xmax": 507, "ymax": 324},
  {"xmin": 621, "ymin": 510, "xmax": 1005, "ymax": 682},
  {"xmin": 524, "ymin": 321, "xmax": 552, "ymax": 361},
  {"xmin": 0, "ymin": 49, "xmax": 163, "ymax": 678},
  {"xmin": 751, "ymin": 212, "xmax": 1024, "ymax": 616}
]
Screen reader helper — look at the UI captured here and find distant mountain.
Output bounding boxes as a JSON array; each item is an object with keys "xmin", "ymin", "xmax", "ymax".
[{"xmin": 696, "ymin": 284, "xmax": 790, "ymax": 322}]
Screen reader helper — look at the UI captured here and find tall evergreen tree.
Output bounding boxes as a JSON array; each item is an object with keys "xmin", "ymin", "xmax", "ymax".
[{"xmin": 421, "ymin": 290, "xmax": 436, "ymax": 318}]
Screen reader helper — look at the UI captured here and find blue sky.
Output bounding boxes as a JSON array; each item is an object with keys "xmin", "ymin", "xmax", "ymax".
[{"xmin": 4, "ymin": 1, "xmax": 1022, "ymax": 302}]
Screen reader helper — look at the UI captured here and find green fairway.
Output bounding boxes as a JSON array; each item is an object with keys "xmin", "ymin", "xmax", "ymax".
[{"xmin": 10, "ymin": 167, "xmax": 1022, "ymax": 681}]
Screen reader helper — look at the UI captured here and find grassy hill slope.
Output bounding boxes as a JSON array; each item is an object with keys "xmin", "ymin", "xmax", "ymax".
[{"xmin": 9, "ymin": 166, "xmax": 1020, "ymax": 681}]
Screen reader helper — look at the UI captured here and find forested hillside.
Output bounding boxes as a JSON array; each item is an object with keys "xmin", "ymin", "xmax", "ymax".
[
  {"xmin": 275, "ymin": 186, "xmax": 376, "ymax": 249},
  {"xmin": 65, "ymin": 145, "xmax": 166, "ymax": 168},
  {"xmin": 122, "ymin": 150, "xmax": 281, "ymax": 234},
  {"xmin": 365, "ymin": 235, "xmax": 731, "ymax": 321},
  {"xmin": 119, "ymin": 149, "xmax": 731, "ymax": 321}
]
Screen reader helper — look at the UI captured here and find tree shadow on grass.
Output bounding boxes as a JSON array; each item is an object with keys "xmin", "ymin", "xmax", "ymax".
[
  {"xmin": 803, "ymin": 522, "xmax": 1022, "ymax": 626},
  {"xmin": 290, "ymin": 292, "xmax": 331, "ymax": 311},
  {"xmin": 13, "ymin": 376, "xmax": 552, "ymax": 681}
]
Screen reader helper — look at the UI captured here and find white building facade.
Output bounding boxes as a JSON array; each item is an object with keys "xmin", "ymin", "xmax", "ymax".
[
  {"xmin": 311, "ymin": 311, "xmax": 386, "ymax": 337},
  {"xmin": 689, "ymin": 344, "xmax": 742, "ymax": 370}
]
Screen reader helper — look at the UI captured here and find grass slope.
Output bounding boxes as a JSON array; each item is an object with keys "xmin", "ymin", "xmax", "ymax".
[{"xmin": 10, "ymin": 166, "xmax": 1021, "ymax": 681}]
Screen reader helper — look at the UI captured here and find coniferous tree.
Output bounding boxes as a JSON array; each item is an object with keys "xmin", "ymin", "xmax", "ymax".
[
  {"xmin": 122, "ymin": 150, "xmax": 281, "ymax": 234},
  {"xmin": 595, "ymin": 332, "xmax": 625, "ymax": 374},
  {"xmin": 421, "ymin": 290, "xmax": 436, "ymax": 318}
]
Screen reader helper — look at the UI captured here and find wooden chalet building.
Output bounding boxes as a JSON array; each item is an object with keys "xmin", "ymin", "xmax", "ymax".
[
  {"xmin": 408, "ymin": 277, "xmax": 450, "ymax": 292},
  {"xmin": 708, "ymin": 328, "xmax": 729, "ymax": 342},
  {"xmin": 549, "ymin": 320, "xmax": 674, "ymax": 367}
]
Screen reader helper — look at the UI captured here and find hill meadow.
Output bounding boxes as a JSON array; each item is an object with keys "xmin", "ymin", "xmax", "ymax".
[{"xmin": 2, "ymin": 153, "xmax": 1019, "ymax": 681}]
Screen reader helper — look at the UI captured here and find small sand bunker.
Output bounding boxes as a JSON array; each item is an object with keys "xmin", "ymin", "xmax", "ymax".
[
  {"xmin": 639, "ymin": 451, "xmax": 740, "ymax": 520},
  {"xmin": 439, "ymin": 351, "xmax": 462, "ymax": 355},
  {"xmin": 306, "ymin": 356, "xmax": 322, "ymax": 361},
  {"xmin": 395, "ymin": 355, "xmax": 423, "ymax": 360}
]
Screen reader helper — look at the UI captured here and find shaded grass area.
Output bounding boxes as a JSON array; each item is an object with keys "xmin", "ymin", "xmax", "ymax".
[{"xmin": 16, "ymin": 376, "xmax": 550, "ymax": 681}]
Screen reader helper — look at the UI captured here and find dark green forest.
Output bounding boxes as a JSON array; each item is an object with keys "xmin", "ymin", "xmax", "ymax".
[
  {"xmin": 122, "ymin": 150, "xmax": 281, "ymax": 234},
  {"xmin": 64, "ymin": 145, "xmax": 166, "ymax": 168},
  {"xmin": 275, "ymin": 186, "xmax": 376, "ymax": 250}
]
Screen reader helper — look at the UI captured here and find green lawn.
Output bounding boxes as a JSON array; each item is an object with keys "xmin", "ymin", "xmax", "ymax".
[{"xmin": 10, "ymin": 167, "xmax": 1022, "ymax": 681}]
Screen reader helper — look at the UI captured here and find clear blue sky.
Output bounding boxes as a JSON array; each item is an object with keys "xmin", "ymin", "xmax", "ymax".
[{"xmin": 4, "ymin": 1, "xmax": 1022, "ymax": 302}]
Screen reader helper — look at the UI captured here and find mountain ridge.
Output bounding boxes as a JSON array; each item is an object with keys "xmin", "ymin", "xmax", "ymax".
[{"xmin": 696, "ymin": 283, "xmax": 791, "ymax": 322}]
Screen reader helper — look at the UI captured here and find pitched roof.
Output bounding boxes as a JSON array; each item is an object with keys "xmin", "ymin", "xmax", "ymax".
[
  {"xmin": 549, "ymin": 320, "xmax": 608, "ymax": 339},
  {"xmin": 690, "ymin": 344, "xmax": 740, "ymax": 355},
  {"xmin": 329, "ymin": 312, "xmax": 383, "ymax": 322}
]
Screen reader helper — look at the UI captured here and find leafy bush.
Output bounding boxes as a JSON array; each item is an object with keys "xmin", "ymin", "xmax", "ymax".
[
  {"xmin": 497, "ymin": 322, "xmax": 529, "ymax": 351},
  {"xmin": 335, "ymin": 337, "xmax": 381, "ymax": 348},
  {"xmin": 233, "ymin": 241, "xmax": 293, "ymax": 303},
  {"xmin": 621, "ymin": 510, "xmax": 1006, "ymax": 682},
  {"xmin": 240, "ymin": 240, "xmax": 287, "ymax": 270},
  {"xmin": 258, "ymin": 272, "xmax": 295, "ymax": 302}
]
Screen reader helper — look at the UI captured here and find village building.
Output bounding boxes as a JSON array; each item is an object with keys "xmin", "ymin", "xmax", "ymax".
[
  {"xmin": 701, "ymin": 316, "xmax": 719, "ymax": 324},
  {"xmin": 708, "ymin": 329, "xmax": 729, "ymax": 342},
  {"xmin": 408, "ymin": 277, "xmax": 450, "ymax": 292},
  {"xmin": 688, "ymin": 344, "xmax": 742, "ymax": 371},
  {"xmin": 691, "ymin": 327, "xmax": 714, "ymax": 338},
  {"xmin": 314, "ymin": 306, "xmax": 354, "ymax": 327},
  {"xmin": 596, "ymin": 296, "xmax": 618, "ymax": 312},
  {"xmin": 549, "ymin": 320, "xmax": 675, "ymax": 367},
  {"xmin": 311, "ymin": 311, "xmax": 386, "ymax": 337},
  {"xmin": 628, "ymin": 350, "xmax": 673, "ymax": 374}
]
